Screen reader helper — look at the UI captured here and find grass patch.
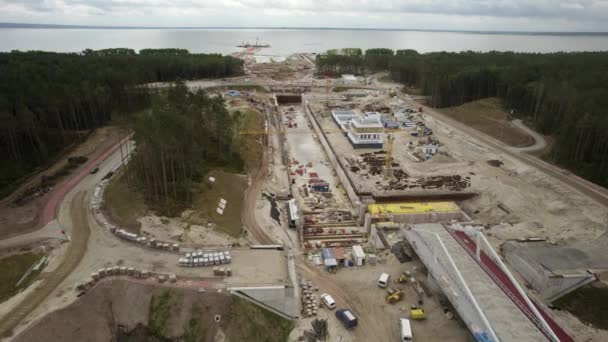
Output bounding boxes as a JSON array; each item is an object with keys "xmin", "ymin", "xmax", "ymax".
[
  {"xmin": 148, "ymin": 291, "xmax": 174, "ymax": 338},
  {"xmin": 191, "ymin": 171, "xmax": 248, "ymax": 236},
  {"xmin": 224, "ymin": 297, "xmax": 294, "ymax": 342},
  {"xmin": 187, "ymin": 108, "xmax": 263, "ymax": 236},
  {"xmin": 236, "ymin": 108, "xmax": 264, "ymax": 172},
  {"xmin": 103, "ymin": 171, "xmax": 147, "ymax": 233},
  {"xmin": 554, "ymin": 284, "xmax": 608, "ymax": 330},
  {"xmin": 439, "ymin": 97, "xmax": 535, "ymax": 147},
  {"xmin": 332, "ymin": 86, "xmax": 351, "ymax": 92},
  {"xmin": 183, "ymin": 304, "xmax": 208, "ymax": 342},
  {"xmin": 402, "ymin": 85, "xmax": 423, "ymax": 95},
  {"xmin": 0, "ymin": 252, "xmax": 45, "ymax": 303}
]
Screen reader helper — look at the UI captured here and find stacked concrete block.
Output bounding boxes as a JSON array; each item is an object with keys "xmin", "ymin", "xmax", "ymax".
[
  {"xmin": 300, "ymin": 284, "xmax": 319, "ymax": 318},
  {"xmin": 178, "ymin": 249, "xmax": 232, "ymax": 268}
]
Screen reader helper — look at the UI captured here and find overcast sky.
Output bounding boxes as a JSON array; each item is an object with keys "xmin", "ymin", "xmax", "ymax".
[{"xmin": 1, "ymin": 0, "xmax": 608, "ymax": 32}]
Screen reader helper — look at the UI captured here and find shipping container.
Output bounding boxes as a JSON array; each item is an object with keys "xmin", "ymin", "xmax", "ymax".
[{"xmin": 352, "ymin": 245, "xmax": 366, "ymax": 266}]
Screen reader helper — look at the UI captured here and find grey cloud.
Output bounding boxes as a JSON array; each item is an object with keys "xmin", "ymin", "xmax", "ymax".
[{"xmin": 2, "ymin": 0, "xmax": 608, "ymax": 22}]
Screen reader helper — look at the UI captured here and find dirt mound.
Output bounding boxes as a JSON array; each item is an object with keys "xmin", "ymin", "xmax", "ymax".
[{"xmin": 16, "ymin": 279, "xmax": 293, "ymax": 342}]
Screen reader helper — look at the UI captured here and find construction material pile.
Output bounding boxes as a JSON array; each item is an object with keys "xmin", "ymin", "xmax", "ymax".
[
  {"xmin": 77, "ymin": 266, "xmax": 178, "ymax": 292},
  {"xmin": 384, "ymin": 175, "xmax": 471, "ymax": 191},
  {"xmin": 300, "ymin": 279, "xmax": 320, "ymax": 318},
  {"xmin": 178, "ymin": 250, "xmax": 232, "ymax": 267}
]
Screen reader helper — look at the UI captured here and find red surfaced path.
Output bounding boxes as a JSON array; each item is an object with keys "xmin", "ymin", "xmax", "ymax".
[{"xmin": 42, "ymin": 136, "xmax": 131, "ymax": 225}]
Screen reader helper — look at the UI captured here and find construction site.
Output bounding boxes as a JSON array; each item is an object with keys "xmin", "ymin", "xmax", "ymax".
[{"xmin": 1, "ymin": 49, "xmax": 608, "ymax": 342}]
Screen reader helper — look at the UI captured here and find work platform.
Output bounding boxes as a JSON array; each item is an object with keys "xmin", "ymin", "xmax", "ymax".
[{"xmin": 405, "ymin": 223, "xmax": 573, "ymax": 342}]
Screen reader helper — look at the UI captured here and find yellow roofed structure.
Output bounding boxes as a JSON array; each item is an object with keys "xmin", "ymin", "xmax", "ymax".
[{"xmin": 367, "ymin": 202, "xmax": 461, "ymax": 218}]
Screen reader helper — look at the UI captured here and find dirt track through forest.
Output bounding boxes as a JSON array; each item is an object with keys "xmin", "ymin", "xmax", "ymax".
[
  {"xmin": 241, "ymin": 110, "xmax": 275, "ymax": 245},
  {"xmin": 0, "ymin": 191, "xmax": 90, "ymax": 338}
]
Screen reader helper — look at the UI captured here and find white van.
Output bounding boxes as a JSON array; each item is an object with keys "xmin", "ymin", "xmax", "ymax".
[
  {"xmin": 400, "ymin": 318, "xmax": 413, "ymax": 341},
  {"xmin": 378, "ymin": 273, "xmax": 390, "ymax": 288},
  {"xmin": 320, "ymin": 293, "xmax": 336, "ymax": 309}
]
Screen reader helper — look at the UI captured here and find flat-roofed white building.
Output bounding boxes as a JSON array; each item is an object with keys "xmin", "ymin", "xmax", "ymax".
[
  {"xmin": 331, "ymin": 109, "xmax": 358, "ymax": 133},
  {"xmin": 347, "ymin": 112, "xmax": 384, "ymax": 148}
]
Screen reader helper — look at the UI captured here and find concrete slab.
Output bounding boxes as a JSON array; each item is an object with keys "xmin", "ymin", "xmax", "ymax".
[{"xmin": 231, "ymin": 286, "xmax": 299, "ymax": 319}]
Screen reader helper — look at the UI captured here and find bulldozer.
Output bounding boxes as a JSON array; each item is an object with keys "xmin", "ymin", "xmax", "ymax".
[{"xmin": 385, "ymin": 288, "xmax": 404, "ymax": 304}]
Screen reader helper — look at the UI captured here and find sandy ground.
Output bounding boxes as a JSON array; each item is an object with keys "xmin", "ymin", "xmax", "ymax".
[
  {"xmin": 296, "ymin": 254, "xmax": 472, "ymax": 342},
  {"xmin": 14, "ymin": 279, "xmax": 292, "ymax": 342},
  {"xmin": 3, "ymin": 53, "xmax": 608, "ymax": 342},
  {"xmin": 282, "ymin": 105, "xmax": 352, "ymax": 213}
]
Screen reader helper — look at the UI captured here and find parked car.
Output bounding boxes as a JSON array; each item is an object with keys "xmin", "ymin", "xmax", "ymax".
[
  {"xmin": 90, "ymin": 167, "xmax": 100, "ymax": 174},
  {"xmin": 320, "ymin": 293, "xmax": 336, "ymax": 309},
  {"xmin": 335, "ymin": 308, "xmax": 358, "ymax": 328}
]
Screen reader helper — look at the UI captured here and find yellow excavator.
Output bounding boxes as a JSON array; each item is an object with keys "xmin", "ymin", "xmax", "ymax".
[
  {"xmin": 396, "ymin": 271, "xmax": 412, "ymax": 284},
  {"xmin": 386, "ymin": 288, "xmax": 404, "ymax": 304}
]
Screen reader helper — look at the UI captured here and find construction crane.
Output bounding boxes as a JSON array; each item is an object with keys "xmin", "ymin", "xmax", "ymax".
[{"xmin": 384, "ymin": 133, "xmax": 395, "ymax": 169}]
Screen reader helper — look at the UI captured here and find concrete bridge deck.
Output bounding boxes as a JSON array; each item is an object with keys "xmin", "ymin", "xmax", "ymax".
[{"xmin": 406, "ymin": 223, "xmax": 549, "ymax": 341}]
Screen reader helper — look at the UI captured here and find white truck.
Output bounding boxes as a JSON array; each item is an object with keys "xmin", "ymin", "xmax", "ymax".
[{"xmin": 400, "ymin": 318, "xmax": 413, "ymax": 341}]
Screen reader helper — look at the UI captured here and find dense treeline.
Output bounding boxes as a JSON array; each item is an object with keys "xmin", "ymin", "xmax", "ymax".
[
  {"xmin": 317, "ymin": 48, "xmax": 608, "ymax": 186},
  {"xmin": 0, "ymin": 49, "xmax": 243, "ymax": 195},
  {"xmin": 126, "ymin": 82, "xmax": 243, "ymax": 213}
]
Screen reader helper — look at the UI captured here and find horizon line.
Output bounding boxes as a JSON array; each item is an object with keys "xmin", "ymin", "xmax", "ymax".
[{"xmin": 1, "ymin": 22, "xmax": 608, "ymax": 36}]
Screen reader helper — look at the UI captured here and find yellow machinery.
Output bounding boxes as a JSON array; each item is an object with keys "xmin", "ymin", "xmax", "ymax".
[
  {"xmin": 396, "ymin": 273, "xmax": 407, "ymax": 283},
  {"xmin": 410, "ymin": 308, "xmax": 426, "ymax": 320},
  {"xmin": 386, "ymin": 288, "xmax": 404, "ymax": 304}
]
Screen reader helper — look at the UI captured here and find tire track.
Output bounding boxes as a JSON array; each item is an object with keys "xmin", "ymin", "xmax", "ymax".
[
  {"xmin": 297, "ymin": 262, "xmax": 389, "ymax": 341},
  {"xmin": 0, "ymin": 191, "xmax": 90, "ymax": 338},
  {"xmin": 241, "ymin": 148, "xmax": 275, "ymax": 245}
]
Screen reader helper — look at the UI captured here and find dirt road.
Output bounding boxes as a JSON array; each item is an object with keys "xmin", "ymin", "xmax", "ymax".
[
  {"xmin": 400, "ymin": 94, "xmax": 608, "ymax": 208},
  {"xmin": 508, "ymin": 119, "xmax": 548, "ymax": 153},
  {"xmin": 296, "ymin": 261, "xmax": 392, "ymax": 342},
  {"xmin": 0, "ymin": 191, "xmax": 90, "ymax": 338},
  {"xmin": 241, "ymin": 109, "xmax": 276, "ymax": 245}
]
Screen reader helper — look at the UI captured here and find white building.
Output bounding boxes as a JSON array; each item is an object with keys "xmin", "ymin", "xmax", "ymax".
[
  {"xmin": 423, "ymin": 144, "xmax": 440, "ymax": 155},
  {"xmin": 346, "ymin": 112, "xmax": 384, "ymax": 148},
  {"xmin": 352, "ymin": 245, "xmax": 366, "ymax": 266},
  {"xmin": 331, "ymin": 109, "xmax": 358, "ymax": 133},
  {"xmin": 341, "ymin": 74, "xmax": 358, "ymax": 84}
]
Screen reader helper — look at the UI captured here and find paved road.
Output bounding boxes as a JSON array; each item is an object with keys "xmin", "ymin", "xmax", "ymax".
[
  {"xmin": 42, "ymin": 135, "xmax": 131, "ymax": 225},
  {"xmin": 0, "ymin": 192, "xmax": 90, "ymax": 338},
  {"xmin": 398, "ymin": 94, "xmax": 608, "ymax": 208}
]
